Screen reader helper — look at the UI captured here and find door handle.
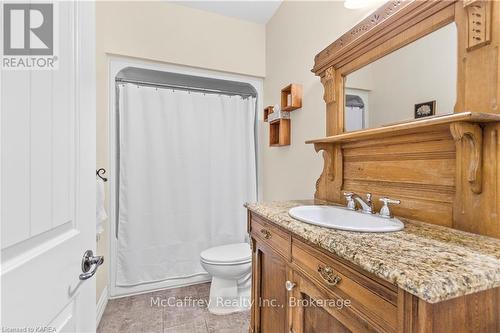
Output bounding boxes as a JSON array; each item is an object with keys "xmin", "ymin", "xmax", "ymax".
[{"xmin": 79, "ymin": 250, "xmax": 104, "ymax": 280}]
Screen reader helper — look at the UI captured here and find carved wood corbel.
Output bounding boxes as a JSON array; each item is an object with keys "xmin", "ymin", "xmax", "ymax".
[
  {"xmin": 314, "ymin": 143, "xmax": 335, "ymax": 179},
  {"xmin": 450, "ymin": 122, "xmax": 483, "ymax": 194},
  {"xmin": 314, "ymin": 143, "xmax": 335, "ymax": 198},
  {"xmin": 321, "ymin": 67, "xmax": 335, "ymax": 104}
]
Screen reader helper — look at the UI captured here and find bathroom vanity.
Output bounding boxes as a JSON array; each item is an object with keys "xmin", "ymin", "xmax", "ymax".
[
  {"xmin": 248, "ymin": 0, "xmax": 500, "ymax": 332},
  {"xmin": 246, "ymin": 201, "xmax": 500, "ymax": 332}
]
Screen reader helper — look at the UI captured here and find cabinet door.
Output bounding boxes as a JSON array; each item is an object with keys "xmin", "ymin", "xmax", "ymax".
[
  {"xmin": 289, "ymin": 271, "xmax": 376, "ymax": 333},
  {"xmin": 251, "ymin": 241, "xmax": 289, "ymax": 333}
]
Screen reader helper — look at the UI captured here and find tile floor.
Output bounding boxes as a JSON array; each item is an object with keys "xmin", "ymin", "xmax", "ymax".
[{"xmin": 97, "ymin": 283, "xmax": 250, "ymax": 333}]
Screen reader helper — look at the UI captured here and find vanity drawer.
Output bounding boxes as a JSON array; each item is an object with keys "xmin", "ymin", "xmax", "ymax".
[
  {"xmin": 292, "ymin": 238, "xmax": 398, "ymax": 332},
  {"xmin": 250, "ymin": 213, "xmax": 290, "ymax": 259}
]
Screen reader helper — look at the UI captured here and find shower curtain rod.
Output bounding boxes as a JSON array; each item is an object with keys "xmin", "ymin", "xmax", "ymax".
[{"xmin": 115, "ymin": 78, "xmax": 256, "ymax": 98}]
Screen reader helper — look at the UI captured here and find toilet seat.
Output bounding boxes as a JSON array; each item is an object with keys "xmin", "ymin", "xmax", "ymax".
[{"xmin": 200, "ymin": 243, "xmax": 251, "ymax": 265}]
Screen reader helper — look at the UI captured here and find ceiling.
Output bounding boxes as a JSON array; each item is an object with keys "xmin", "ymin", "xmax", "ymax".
[{"xmin": 172, "ymin": 1, "xmax": 283, "ymax": 24}]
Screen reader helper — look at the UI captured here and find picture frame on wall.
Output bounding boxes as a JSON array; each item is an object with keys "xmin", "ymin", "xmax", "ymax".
[{"xmin": 414, "ymin": 100, "xmax": 436, "ymax": 119}]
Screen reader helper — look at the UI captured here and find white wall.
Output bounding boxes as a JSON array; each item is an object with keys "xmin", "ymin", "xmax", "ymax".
[
  {"xmin": 262, "ymin": 1, "xmax": 374, "ymax": 201},
  {"xmin": 347, "ymin": 23, "xmax": 457, "ymax": 128},
  {"xmin": 95, "ymin": 1, "xmax": 266, "ymax": 303},
  {"xmin": 346, "ymin": 63, "xmax": 374, "ymax": 91}
]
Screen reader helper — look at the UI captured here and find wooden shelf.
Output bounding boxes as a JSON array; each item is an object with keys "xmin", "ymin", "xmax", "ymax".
[
  {"xmin": 263, "ymin": 106, "xmax": 274, "ymax": 122},
  {"xmin": 264, "ymin": 83, "xmax": 301, "ymax": 146},
  {"xmin": 306, "ymin": 112, "xmax": 500, "ymax": 144},
  {"xmin": 281, "ymin": 84, "xmax": 302, "ymax": 111},
  {"xmin": 270, "ymin": 119, "xmax": 291, "ymax": 147}
]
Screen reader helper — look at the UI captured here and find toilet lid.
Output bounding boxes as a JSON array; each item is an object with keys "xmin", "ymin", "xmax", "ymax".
[{"xmin": 200, "ymin": 243, "xmax": 251, "ymax": 264}]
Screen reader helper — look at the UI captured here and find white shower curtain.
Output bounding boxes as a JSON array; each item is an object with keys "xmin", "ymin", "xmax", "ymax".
[{"xmin": 116, "ymin": 83, "xmax": 257, "ymax": 286}]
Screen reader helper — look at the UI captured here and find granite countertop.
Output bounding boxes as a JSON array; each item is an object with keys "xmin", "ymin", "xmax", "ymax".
[{"xmin": 245, "ymin": 200, "xmax": 500, "ymax": 304}]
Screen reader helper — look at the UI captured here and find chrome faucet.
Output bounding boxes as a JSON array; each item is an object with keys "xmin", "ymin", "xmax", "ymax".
[{"xmin": 343, "ymin": 192, "xmax": 374, "ymax": 214}]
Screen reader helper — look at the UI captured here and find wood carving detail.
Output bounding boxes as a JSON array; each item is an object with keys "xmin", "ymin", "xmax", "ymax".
[
  {"xmin": 321, "ymin": 67, "xmax": 335, "ymax": 104},
  {"xmin": 451, "ymin": 122, "xmax": 483, "ymax": 194},
  {"xmin": 313, "ymin": 0, "xmax": 408, "ymax": 72},
  {"xmin": 464, "ymin": 0, "xmax": 492, "ymax": 50},
  {"xmin": 314, "ymin": 143, "xmax": 334, "ymax": 197}
]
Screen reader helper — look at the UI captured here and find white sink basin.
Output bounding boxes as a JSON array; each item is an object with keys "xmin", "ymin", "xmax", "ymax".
[{"xmin": 288, "ymin": 205, "xmax": 404, "ymax": 233}]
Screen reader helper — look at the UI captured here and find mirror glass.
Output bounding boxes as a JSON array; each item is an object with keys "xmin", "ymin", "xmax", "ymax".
[{"xmin": 344, "ymin": 22, "xmax": 457, "ymax": 131}]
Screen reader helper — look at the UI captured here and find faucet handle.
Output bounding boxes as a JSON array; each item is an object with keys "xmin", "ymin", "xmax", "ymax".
[
  {"xmin": 343, "ymin": 192, "xmax": 356, "ymax": 210},
  {"xmin": 378, "ymin": 197, "xmax": 401, "ymax": 218},
  {"xmin": 380, "ymin": 197, "xmax": 401, "ymax": 205}
]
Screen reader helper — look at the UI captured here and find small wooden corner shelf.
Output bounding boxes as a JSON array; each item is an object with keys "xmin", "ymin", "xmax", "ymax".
[
  {"xmin": 265, "ymin": 83, "xmax": 301, "ymax": 147},
  {"xmin": 263, "ymin": 106, "xmax": 274, "ymax": 122},
  {"xmin": 281, "ymin": 84, "xmax": 303, "ymax": 111},
  {"xmin": 269, "ymin": 119, "xmax": 291, "ymax": 147},
  {"xmin": 305, "ymin": 112, "xmax": 500, "ymax": 144}
]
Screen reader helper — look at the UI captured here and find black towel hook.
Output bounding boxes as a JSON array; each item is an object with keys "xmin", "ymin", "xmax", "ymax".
[{"xmin": 96, "ymin": 168, "xmax": 108, "ymax": 182}]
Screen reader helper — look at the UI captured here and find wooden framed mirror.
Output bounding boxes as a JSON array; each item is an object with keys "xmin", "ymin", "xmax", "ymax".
[
  {"xmin": 343, "ymin": 22, "xmax": 457, "ymax": 131},
  {"xmin": 308, "ymin": 0, "xmax": 500, "ymax": 238}
]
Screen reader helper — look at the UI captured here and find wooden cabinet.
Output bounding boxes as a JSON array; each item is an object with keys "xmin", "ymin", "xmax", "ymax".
[
  {"xmin": 290, "ymin": 271, "xmax": 372, "ymax": 333},
  {"xmin": 250, "ymin": 214, "xmax": 290, "ymax": 259},
  {"xmin": 251, "ymin": 239, "xmax": 289, "ymax": 333},
  {"xmin": 291, "ymin": 239, "xmax": 397, "ymax": 332},
  {"xmin": 250, "ymin": 213, "xmax": 291, "ymax": 333},
  {"xmin": 248, "ymin": 211, "xmax": 500, "ymax": 333},
  {"xmin": 249, "ymin": 211, "xmax": 387, "ymax": 333}
]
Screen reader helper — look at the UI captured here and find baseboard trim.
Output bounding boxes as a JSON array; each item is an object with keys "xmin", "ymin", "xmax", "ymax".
[
  {"xmin": 109, "ymin": 274, "xmax": 211, "ymax": 299},
  {"xmin": 96, "ymin": 286, "xmax": 109, "ymax": 327}
]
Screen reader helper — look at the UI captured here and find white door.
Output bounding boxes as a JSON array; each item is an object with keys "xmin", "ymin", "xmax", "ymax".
[{"xmin": 1, "ymin": 2, "xmax": 97, "ymax": 332}]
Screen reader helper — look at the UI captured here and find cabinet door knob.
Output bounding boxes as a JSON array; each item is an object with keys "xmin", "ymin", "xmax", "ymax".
[
  {"xmin": 260, "ymin": 228, "xmax": 272, "ymax": 239},
  {"xmin": 317, "ymin": 265, "xmax": 342, "ymax": 287},
  {"xmin": 285, "ymin": 280, "xmax": 296, "ymax": 291}
]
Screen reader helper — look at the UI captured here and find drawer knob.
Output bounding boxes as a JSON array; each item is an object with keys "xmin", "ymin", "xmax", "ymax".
[
  {"xmin": 285, "ymin": 280, "xmax": 296, "ymax": 291},
  {"xmin": 260, "ymin": 228, "xmax": 272, "ymax": 239},
  {"xmin": 317, "ymin": 265, "xmax": 342, "ymax": 287}
]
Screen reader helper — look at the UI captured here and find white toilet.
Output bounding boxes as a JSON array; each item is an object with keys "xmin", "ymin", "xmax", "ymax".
[{"xmin": 200, "ymin": 243, "xmax": 252, "ymax": 315}]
